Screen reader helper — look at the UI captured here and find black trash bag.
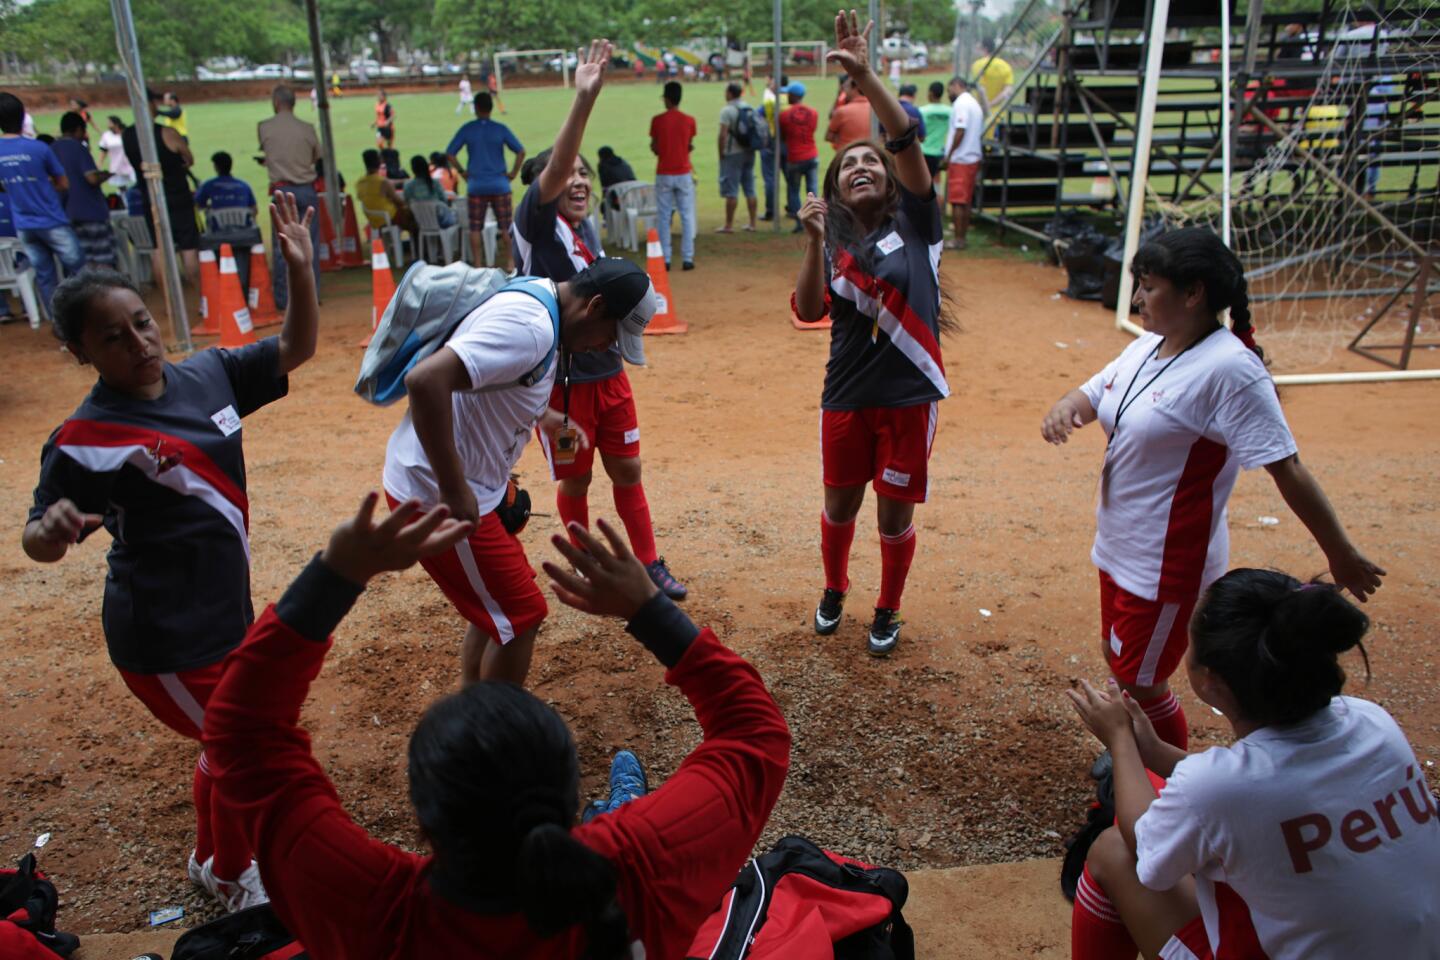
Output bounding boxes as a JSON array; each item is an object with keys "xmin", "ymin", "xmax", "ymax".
[
  {"xmin": 1043, "ymin": 211, "xmax": 1100, "ymax": 267},
  {"xmin": 1060, "ymin": 230, "xmax": 1112, "ymax": 302}
]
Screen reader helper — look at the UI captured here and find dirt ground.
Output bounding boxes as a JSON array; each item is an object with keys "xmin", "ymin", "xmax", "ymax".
[{"xmin": 2, "ymin": 233, "xmax": 1438, "ymax": 940}]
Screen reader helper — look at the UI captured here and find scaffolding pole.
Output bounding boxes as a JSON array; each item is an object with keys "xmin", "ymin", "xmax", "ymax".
[{"xmin": 305, "ymin": 0, "xmax": 343, "ymax": 232}]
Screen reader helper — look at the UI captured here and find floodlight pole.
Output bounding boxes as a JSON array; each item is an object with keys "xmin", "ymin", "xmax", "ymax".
[
  {"xmin": 774, "ymin": 0, "xmax": 783, "ymax": 233},
  {"xmin": 305, "ymin": 0, "xmax": 343, "ymax": 233},
  {"xmin": 110, "ymin": 0, "xmax": 190, "ymax": 351}
]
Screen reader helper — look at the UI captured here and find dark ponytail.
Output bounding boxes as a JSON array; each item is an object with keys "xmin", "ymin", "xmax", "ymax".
[
  {"xmin": 409, "ymin": 153, "xmax": 433, "ymax": 192},
  {"xmin": 1191, "ymin": 568, "xmax": 1370, "ymax": 727},
  {"xmin": 408, "ymin": 684, "xmax": 630, "ymax": 958},
  {"xmin": 1130, "ymin": 226, "xmax": 1262, "ymax": 360}
]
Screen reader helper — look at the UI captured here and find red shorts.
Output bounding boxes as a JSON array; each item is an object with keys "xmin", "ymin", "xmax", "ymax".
[
  {"xmin": 537, "ymin": 372, "xmax": 640, "ymax": 481},
  {"xmin": 468, "ymin": 193, "xmax": 514, "ymax": 234},
  {"xmin": 1099, "ymin": 571, "xmax": 1197, "ymax": 687},
  {"xmin": 1163, "ymin": 915, "xmax": 1214, "ymax": 960},
  {"xmin": 118, "ymin": 659, "xmax": 228, "ymax": 741},
  {"xmin": 386, "ymin": 493, "xmax": 547, "ymax": 644},
  {"xmin": 821, "ymin": 403, "xmax": 938, "ymax": 503},
  {"xmin": 947, "ymin": 161, "xmax": 980, "ymax": 205}
]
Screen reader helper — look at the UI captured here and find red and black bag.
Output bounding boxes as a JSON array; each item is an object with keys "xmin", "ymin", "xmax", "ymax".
[
  {"xmin": 0, "ymin": 853, "xmax": 80, "ymax": 958},
  {"xmin": 170, "ymin": 903, "xmax": 306, "ymax": 960},
  {"xmin": 686, "ymin": 835, "xmax": 914, "ymax": 960}
]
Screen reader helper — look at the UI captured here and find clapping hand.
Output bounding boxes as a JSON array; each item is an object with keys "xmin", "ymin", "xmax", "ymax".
[
  {"xmin": 1065, "ymin": 678, "xmax": 1142, "ymax": 750},
  {"xmin": 574, "ymin": 38, "xmax": 615, "ymax": 101},
  {"xmin": 826, "ymin": 9, "xmax": 874, "ymax": 79},
  {"xmin": 321, "ymin": 492, "xmax": 473, "ymax": 586},
  {"xmin": 798, "ymin": 192, "xmax": 827, "ymax": 241},
  {"xmin": 542, "ymin": 519, "xmax": 659, "ymax": 620},
  {"xmin": 272, "ymin": 190, "xmax": 315, "ymax": 272}
]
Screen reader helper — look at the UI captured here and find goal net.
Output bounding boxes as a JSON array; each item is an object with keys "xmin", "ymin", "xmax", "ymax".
[
  {"xmin": 493, "ymin": 49, "xmax": 570, "ymax": 95},
  {"xmin": 1144, "ymin": 3, "xmax": 1440, "ymax": 376}
]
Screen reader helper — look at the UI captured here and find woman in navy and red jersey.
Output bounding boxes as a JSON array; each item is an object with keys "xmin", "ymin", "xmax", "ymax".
[
  {"xmin": 204, "ymin": 498, "xmax": 790, "ymax": 960},
  {"xmin": 793, "ymin": 11, "xmax": 952, "ymax": 657},
  {"xmin": 512, "ymin": 38, "xmax": 687, "ymax": 602},
  {"xmin": 1041, "ymin": 228, "xmax": 1384, "ymax": 750},
  {"xmin": 21, "ymin": 194, "xmax": 319, "ymax": 911}
]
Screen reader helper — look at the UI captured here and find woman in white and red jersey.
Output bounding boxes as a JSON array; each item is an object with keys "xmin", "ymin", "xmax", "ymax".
[
  {"xmin": 794, "ymin": 10, "xmax": 952, "ymax": 657},
  {"xmin": 1041, "ymin": 228, "xmax": 1383, "ymax": 748},
  {"xmin": 1066, "ymin": 569, "xmax": 1440, "ymax": 960}
]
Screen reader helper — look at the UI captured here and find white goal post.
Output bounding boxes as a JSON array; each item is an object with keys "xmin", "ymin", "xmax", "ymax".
[
  {"xmin": 493, "ymin": 48, "xmax": 569, "ymax": 96},
  {"xmin": 745, "ymin": 40, "xmax": 827, "ymax": 78}
]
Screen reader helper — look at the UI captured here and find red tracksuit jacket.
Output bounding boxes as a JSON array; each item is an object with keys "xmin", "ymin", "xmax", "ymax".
[{"xmin": 204, "ymin": 593, "xmax": 790, "ymax": 960}]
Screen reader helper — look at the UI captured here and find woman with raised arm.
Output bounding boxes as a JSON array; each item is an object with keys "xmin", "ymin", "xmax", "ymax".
[
  {"xmin": 204, "ymin": 498, "xmax": 790, "ymax": 960},
  {"xmin": 1041, "ymin": 227, "xmax": 1384, "ymax": 750},
  {"xmin": 793, "ymin": 10, "xmax": 952, "ymax": 657}
]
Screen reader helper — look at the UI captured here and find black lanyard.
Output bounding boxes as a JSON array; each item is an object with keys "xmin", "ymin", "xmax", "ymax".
[{"xmin": 1109, "ymin": 327, "xmax": 1218, "ymax": 443}]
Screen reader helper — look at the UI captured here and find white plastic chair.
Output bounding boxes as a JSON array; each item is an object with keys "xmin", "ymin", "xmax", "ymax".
[
  {"xmin": 206, "ymin": 207, "xmax": 255, "ymax": 231},
  {"xmin": 109, "ymin": 211, "xmax": 138, "ymax": 284},
  {"xmin": 0, "ymin": 238, "xmax": 44, "ymax": 329},
  {"xmin": 114, "ymin": 215, "xmax": 156, "ymax": 285},
  {"xmin": 361, "ymin": 203, "xmax": 408, "ymax": 269},
  {"xmin": 611, "ymin": 182, "xmax": 657, "ymax": 251},
  {"xmin": 451, "ymin": 198, "xmax": 500, "ymax": 266},
  {"xmin": 603, "ymin": 180, "xmax": 643, "ymax": 248},
  {"xmin": 411, "ymin": 201, "xmax": 463, "ymax": 264}
]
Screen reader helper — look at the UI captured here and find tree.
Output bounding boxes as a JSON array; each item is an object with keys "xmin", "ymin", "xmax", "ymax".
[{"xmin": 320, "ymin": 0, "xmax": 429, "ymax": 63}]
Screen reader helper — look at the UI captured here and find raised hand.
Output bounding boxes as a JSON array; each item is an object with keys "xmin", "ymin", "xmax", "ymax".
[
  {"xmin": 541, "ymin": 518, "xmax": 659, "ymax": 620},
  {"xmin": 320, "ymin": 492, "xmax": 473, "ymax": 586},
  {"xmin": 272, "ymin": 190, "xmax": 315, "ymax": 271},
  {"xmin": 798, "ymin": 192, "xmax": 827, "ymax": 241},
  {"xmin": 826, "ymin": 9, "xmax": 874, "ymax": 79},
  {"xmin": 574, "ymin": 38, "xmax": 614, "ymax": 101}
]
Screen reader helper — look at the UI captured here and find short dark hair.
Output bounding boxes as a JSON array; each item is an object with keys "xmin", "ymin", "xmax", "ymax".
[
  {"xmin": 928, "ymin": 81, "xmax": 945, "ymax": 100},
  {"xmin": 60, "ymin": 111, "xmax": 86, "ymax": 135},
  {"xmin": 663, "ymin": 81, "xmax": 682, "ymax": 105},
  {"xmin": 520, "ymin": 147, "xmax": 593, "ymax": 187},
  {"xmin": 473, "ymin": 92, "xmax": 494, "ymax": 113},
  {"xmin": 898, "ymin": 83, "xmax": 917, "ymax": 97},
  {"xmin": 51, "ymin": 269, "xmax": 140, "ymax": 344},
  {"xmin": 108, "ymin": 114, "xmax": 124, "ymax": 129},
  {"xmin": 597, "ymin": 146, "xmax": 615, "ymax": 160},
  {"xmin": 362, "ymin": 148, "xmax": 381, "ymax": 172},
  {"xmin": 211, "ymin": 151, "xmax": 233, "ymax": 175},
  {"xmin": 0, "ymin": 92, "xmax": 24, "ymax": 135},
  {"xmin": 725, "ymin": 81, "xmax": 742, "ymax": 99}
]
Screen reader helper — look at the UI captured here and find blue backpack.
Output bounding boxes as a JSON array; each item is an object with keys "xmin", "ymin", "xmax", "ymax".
[
  {"xmin": 354, "ymin": 262, "xmax": 561, "ymax": 406},
  {"xmin": 733, "ymin": 103, "xmax": 770, "ymax": 151}
]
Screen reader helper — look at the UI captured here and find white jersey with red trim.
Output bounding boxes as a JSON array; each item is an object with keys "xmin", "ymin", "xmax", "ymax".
[
  {"xmin": 1079, "ymin": 330, "xmax": 1295, "ymax": 602},
  {"xmin": 1137, "ymin": 697, "xmax": 1440, "ymax": 959},
  {"xmin": 820, "ymin": 183, "xmax": 949, "ymax": 411}
]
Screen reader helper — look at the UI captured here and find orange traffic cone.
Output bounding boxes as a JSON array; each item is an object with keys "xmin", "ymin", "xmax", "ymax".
[
  {"xmin": 359, "ymin": 237, "xmax": 395, "ymax": 348},
  {"xmin": 317, "ymin": 195, "xmax": 341, "ymax": 273},
  {"xmin": 791, "ymin": 302, "xmax": 833, "ymax": 331},
  {"xmin": 216, "ymin": 244, "xmax": 256, "ymax": 348},
  {"xmin": 195, "ymin": 248, "xmax": 221, "ymax": 335},
  {"xmin": 246, "ymin": 243, "xmax": 283, "ymax": 328},
  {"xmin": 339, "ymin": 195, "xmax": 365, "ymax": 268},
  {"xmin": 641, "ymin": 228, "xmax": 686, "ymax": 336}
]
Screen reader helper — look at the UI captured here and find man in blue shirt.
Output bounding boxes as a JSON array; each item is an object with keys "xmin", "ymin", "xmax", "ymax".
[
  {"xmin": 0, "ymin": 93, "xmax": 85, "ymax": 311},
  {"xmin": 194, "ymin": 151, "xmax": 258, "ymax": 226},
  {"xmin": 446, "ymin": 93, "xmax": 525, "ymax": 270},
  {"xmin": 52, "ymin": 111, "xmax": 117, "ymax": 268}
]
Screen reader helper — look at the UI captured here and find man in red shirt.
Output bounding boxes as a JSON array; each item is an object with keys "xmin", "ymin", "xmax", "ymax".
[
  {"xmin": 826, "ymin": 76, "xmax": 872, "ymax": 151},
  {"xmin": 778, "ymin": 82, "xmax": 819, "ymax": 233},
  {"xmin": 649, "ymin": 80, "xmax": 697, "ymax": 270}
]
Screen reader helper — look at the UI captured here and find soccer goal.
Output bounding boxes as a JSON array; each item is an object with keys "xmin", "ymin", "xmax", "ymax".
[
  {"xmin": 746, "ymin": 40, "xmax": 828, "ymax": 78},
  {"xmin": 493, "ymin": 49, "xmax": 571, "ymax": 96}
]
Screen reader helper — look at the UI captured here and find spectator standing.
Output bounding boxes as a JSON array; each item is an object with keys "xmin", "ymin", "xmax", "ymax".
[
  {"xmin": 486, "ymin": 69, "xmax": 506, "ymax": 115},
  {"xmin": 155, "ymin": 92, "xmax": 188, "ymax": 140},
  {"xmin": 918, "ymin": 81, "xmax": 952, "ymax": 181},
  {"xmin": 194, "ymin": 151, "xmax": 257, "ymax": 222},
  {"xmin": 356, "ymin": 148, "xmax": 414, "ymax": 233},
  {"xmin": 970, "ymin": 39, "xmax": 1015, "ymax": 111},
  {"xmin": 942, "ymin": 76, "xmax": 984, "ymax": 249},
  {"xmin": 597, "ymin": 146, "xmax": 636, "ymax": 190},
  {"xmin": 52, "ymin": 111, "xmax": 116, "ymax": 268},
  {"xmin": 122, "ymin": 90, "xmax": 201, "ymax": 305},
  {"xmin": 892, "ymin": 83, "xmax": 927, "ymax": 142},
  {"xmin": 446, "ymin": 92, "xmax": 524, "ymax": 269},
  {"xmin": 777, "ymin": 82, "xmax": 818, "ymax": 232},
  {"xmin": 68, "ymin": 98, "xmax": 98, "ymax": 136},
  {"xmin": 716, "ymin": 82, "xmax": 757, "ymax": 233},
  {"xmin": 257, "ymin": 84, "xmax": 323, "ymax": 308},
  {"xmin": 373, "ymin": 89, "xmax": 395, "ymax": 149},
  {"xmin": 98, "ymin": 115, "xmax": 136, "ymax": 190},
  {"xmin": 0, "ymin": 186, "xmax": 14, "ymax": 322},
  {"xmin": 402, "ymin": 154, "xmax": 456, "ymax": 228},
  {"xmin": 757, "ymin": 75, "xmax": 788, "ymax": 223},
  {"xmin": 826, "ymin": 76, "xmax": 873, "ymax": 150},
  {"xmin": 649, "ymin": 80, "xmax": 697, "ymax": 269},
  {"xmin": 456, "ymin": 74, "xmax": 472, "ymax": 115},
  {"xmin": 0, "ymin": 93, "xmax": 87, "ymax": 311}
]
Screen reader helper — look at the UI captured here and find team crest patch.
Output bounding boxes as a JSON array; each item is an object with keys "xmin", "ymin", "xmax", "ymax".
[
  {"xmin": 881, "ymin": 467, "xmax": 911, "ymax": 487},
  {"xmin": 211, "ymin": 405, "xmax": 242, "ymax": 437}
]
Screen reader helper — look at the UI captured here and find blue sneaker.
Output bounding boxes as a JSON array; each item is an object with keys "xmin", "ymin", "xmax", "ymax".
[{"xmin": 581, "ymin": 750, "xmax": 649, "ymax": 823}]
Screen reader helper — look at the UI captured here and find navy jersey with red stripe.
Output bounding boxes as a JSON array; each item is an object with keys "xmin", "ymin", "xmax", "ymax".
[
  {"xmin": 819, "ymin": 184, "xmax": 949, "ymax": 410},
  {"xmin": 510, "ymin": 181, "xmax": 621, "ymax": 384},
  {"xmin": 28, "ymin": 339, "xmax": 288, "ymax": 673}
]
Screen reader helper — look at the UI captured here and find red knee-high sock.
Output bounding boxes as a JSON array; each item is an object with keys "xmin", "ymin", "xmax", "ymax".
[
  {"xmin": 1071, "ymin": 864, "xmax": 1138, "ymax": 960},
  {"xmin": 200, "ymin": 751, "xmax": 250, "ymax": 880},
  {"xmin": 556, "ymin": 490, "xmax": 589, "ymax": 546},
  {"xmin": 612, "ymin": 483, "xmax": 658, "ymax": 565},
  {"xmin": 877, "ymin": 525, "xmax": 917, "ymax": 610},
  {"xmin": 1140, "ymin": 690, "xmax": 1188, "ymax": 751},
  {"xmin": 820, "ymin": 511, "xmax": 855, "ymax": 593},
  {"xmin": 192, "ymin": 754, "xmax": 215, "ymax": 864}
]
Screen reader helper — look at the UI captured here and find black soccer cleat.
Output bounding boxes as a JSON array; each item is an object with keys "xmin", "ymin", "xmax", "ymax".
[
  {"xmin": 867, "ymin": 607, "xmax": 901, "ymax": 657},
  {"xmin": 814, "ymin": 587, "xmax": 846, "ymax": 635}
]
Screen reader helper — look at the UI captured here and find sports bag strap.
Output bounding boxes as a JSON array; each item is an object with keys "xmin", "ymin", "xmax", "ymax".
[{"xmin": 500, "ymin": 277, "xmax": 562, "ymax": 387}]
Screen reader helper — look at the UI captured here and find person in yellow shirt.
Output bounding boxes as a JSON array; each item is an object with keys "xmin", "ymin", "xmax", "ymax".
[
  {"xmin": 355, "ymin": 148, "xmax": 415, "ymax": 232},
  {"xmin": 970, "ymin": 39, "xmax": 1014, "ymax": 111},
  {"xmin": 155, "ymin": 92, "xmax": 189, "ymax": 140}
]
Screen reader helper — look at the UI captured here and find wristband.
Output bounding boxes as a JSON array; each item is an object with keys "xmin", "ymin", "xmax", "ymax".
[{"xmin": 885, "ymin": 121, "xmax": 920, "ymax": 155}]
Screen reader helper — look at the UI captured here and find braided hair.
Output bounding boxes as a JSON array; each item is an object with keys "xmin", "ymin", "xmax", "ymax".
[
  {"xmin": 408, "ymin": 683, "xmax": 630, "ymax": 958},
  {"xmin": 1130, "ymin": 227, "xmax": 1262, "ymax": 360}
]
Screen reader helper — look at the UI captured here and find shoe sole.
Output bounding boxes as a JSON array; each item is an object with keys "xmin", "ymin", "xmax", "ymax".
[{"xmin": 867, "ymin": 633, "xmax": 899, "ymax": 657}]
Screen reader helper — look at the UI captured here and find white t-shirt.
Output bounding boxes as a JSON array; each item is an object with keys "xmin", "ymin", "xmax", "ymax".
[
  {"xmin": 945, "ymin": 91, "xmax": 984, "ymax": 164},
  {"xmin": 1136, "ymin": 697, "xmax": 1440, "ymax": 959},
  {"xmin": 459, "ymin": 78, "xmax": 472, "ymax": 100},
  {"xmin": 98, "ymin": 129, "xmax": 135, "ymax": 182},
  {"xmin": 382, "ymin": 286, "xmax": 559, "ymax": 514},
  {"xmin": 1079, "ymin": 330, "xmax": 1295, "ymax": 602}
]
